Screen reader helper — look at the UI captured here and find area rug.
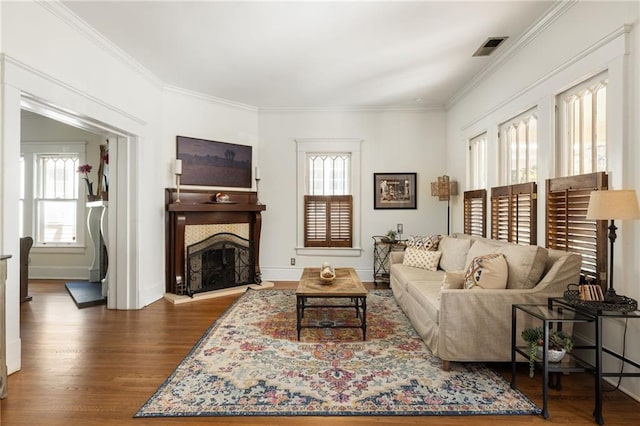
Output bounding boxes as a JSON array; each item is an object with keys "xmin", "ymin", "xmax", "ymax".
[
  {"xmin": 64, "ymin": 281, "xmax": 106, "ymax": 308},
  {"xmin": 135, "ymin": 289, "xmax": 540, "ymax": 417}
]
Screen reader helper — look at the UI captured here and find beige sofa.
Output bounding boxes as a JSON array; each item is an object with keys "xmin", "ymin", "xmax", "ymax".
[{"xmin": 389, "ymin": 234, "xmax": 582, "ymax": 369}]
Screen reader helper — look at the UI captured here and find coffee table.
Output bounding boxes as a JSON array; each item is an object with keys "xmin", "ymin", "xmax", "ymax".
[{"xmin": 296, "ymin": 267, "xmax": 367, "ymax": 341}]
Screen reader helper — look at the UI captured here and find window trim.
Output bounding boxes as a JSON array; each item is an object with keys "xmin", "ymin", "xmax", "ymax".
[{"xmin": 295, "ymin": 138, "xmax": 363, "ymax": 257}]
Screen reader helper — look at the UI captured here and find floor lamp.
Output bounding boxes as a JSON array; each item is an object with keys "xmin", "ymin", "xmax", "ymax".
[
  {"xmin": 430, "ymin": 175, "xmax": 458, "ymax": 235},
  {"xmin": 585, "ymin": 189, "xmax": 640, "ymax": 304}
]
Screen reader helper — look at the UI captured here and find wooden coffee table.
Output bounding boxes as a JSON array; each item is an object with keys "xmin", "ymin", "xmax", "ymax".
[{"xmin": 296, "ymin": 267, "xmax": 367, "ymax": 341}]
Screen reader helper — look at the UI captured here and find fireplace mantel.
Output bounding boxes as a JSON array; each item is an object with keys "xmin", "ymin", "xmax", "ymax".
[{"xmin": 165, "ymin": 188, "xmax": 266, "ymax": 294}]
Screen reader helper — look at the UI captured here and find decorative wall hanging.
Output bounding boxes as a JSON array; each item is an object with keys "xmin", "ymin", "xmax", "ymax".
[
  {"xmin": 176, "ymin": 136, "xmax": 252, "ymax": 188},
  {"xmin": 374, "ymin": 173, "xmax": 417, "ymax": 209}
]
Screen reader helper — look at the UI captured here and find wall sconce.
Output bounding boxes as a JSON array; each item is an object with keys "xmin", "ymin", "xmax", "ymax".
[
  {"xmin": 174, "ymin": 159, "xmax": 182, "ymax": 203},
  {"xmin": 430, "ymin": 175, "xmax": 458, "ymax": 235}
]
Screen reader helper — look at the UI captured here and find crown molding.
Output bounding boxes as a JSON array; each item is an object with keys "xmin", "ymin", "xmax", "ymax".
[
  {"xmin": 2, "ymin": 54, "xmax": 147, "ymax": 128},
  {"xmin": 163, "ymin": 85, "xmax": 259, "ymax": 112},
  {"xmin": 446, "ymin": 0, "xmax": 578, "ymax": 109},
  {"xmin": 38, "ymin": 0, "xmax": 164, "ymax": 91},
  {"xmin": 259, "ymin": 104, "xmax": 443, "ymax": 114},
  {"xmin": 460, "ymin": 24, "xmax": 631, "ymax": 131}
]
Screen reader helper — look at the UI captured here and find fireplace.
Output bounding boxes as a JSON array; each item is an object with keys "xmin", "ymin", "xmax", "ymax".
[
  {"xmin": 186, "ymin": 232, "xmax": 254, "ymax": 295},
  {"xmin": 165, "ymin": 188, "xmax": 266, "ymax": 295}
]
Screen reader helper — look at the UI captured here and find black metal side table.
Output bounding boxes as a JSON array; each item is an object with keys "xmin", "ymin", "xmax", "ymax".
[
  {"xmin": 511, "ymin": 303, "xmax": 596, "ymax": 421},
  {"xmin": 372, "ymin": 236, "xmax": 405, "ymax": 285},
  {"xmin": 548, "ymin": 297, "xmax": 640, "ymax": 425}
]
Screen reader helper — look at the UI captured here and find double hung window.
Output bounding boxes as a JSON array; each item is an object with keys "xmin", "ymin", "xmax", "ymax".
[{"xmin": 22, "ymin": 142, "xmax": 86, "ymax": 248}]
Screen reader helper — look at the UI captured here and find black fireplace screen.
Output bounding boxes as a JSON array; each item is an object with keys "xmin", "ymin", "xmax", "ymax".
[{"xmin": 186, "ymin": 232, "xmax": 255, "ymax": 296}]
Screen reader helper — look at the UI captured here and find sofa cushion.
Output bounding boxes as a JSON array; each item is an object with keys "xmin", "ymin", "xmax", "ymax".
[
  {"xmin": 438, "ymin": 236, "xmax": 471, "ymax": 271},
  {"xmin": 464, "ymin": 253, "xmax": 508, "ymax": 289},
  {"xmin": 406, "ymin": 281, "xmax": 442, "ymax": 325},
  {"xmin": 441, "ymin": 270, "xmax": 465, "ymax": 289},
  {"xmin": 403, "ymin": 248, "xmax": 441, "ymax": 271},
  {"xmin": 464, "ymin": 239, "xmax": 548, "ymax": 289}
]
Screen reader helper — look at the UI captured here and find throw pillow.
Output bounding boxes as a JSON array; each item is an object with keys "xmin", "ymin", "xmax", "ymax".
[
  {"xmin": 463, "ymin": 253, "xmax": 508, "ymax": 289},
  {"xmin": 402, "ymin": 247, "xmax": 442, "ymax": 271},
  {"xmin": 438, "ymin": 236, "xmax": 471, "ymax": 272},
  {"xmin": 441, "ymin": 270, "xmax": 465, "ymax": 289},
  {"xmin": 463, "ymin": 239, "xmax": 548, "ymax": 289},
  {"xmin": 406, "ymin": 234, "xmax": 442, "ymax": 251}
]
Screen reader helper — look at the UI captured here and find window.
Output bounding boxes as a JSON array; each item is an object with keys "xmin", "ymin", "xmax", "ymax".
[
  {"xmin": 296, "ymin": 139, "xmax": 362, "ymax": 255},
  {"xmin": 499, "ymin": 108, "xmax": 537, "ymax": 184},
  {"xmin": 468, "ymin": 132, "xmax": 487, "ymax": 190},
  {"xmin": 304, "ymin": 154, "xmax": 352, "ymax": 247},
  {"xmin": 557, "ymin": 72, "xmax": 608, "ymax": 177},
  {"xmin": 22, "ymin": 142, "xmax": 86, "ymax": 248}
]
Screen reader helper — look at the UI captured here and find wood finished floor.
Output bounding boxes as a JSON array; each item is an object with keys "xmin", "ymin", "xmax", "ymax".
[{"xmin": 2, "ymin": 280, "xmax": 639, "ymax": 425}]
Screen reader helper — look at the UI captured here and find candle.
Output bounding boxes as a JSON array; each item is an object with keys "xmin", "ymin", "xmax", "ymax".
[
  {"xmin": 255, "ymin": 166, "xmax": 260, "ymax": 180},
  {"xmin": 175, "ymin": 159, "xmax": 182, "ymax": 175}
]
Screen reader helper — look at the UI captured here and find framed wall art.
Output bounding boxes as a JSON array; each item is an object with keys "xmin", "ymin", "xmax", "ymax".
[
  {"xmin": 374, "ymin": 172, "xmax": 417, "ymax": 209},
  {"xmin": 177, "ymin": 136, "xmax": 252, "ymax": 188}
]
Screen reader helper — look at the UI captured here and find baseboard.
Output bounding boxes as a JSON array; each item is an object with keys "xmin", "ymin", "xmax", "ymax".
[
  {"xmin": 28, "ymin": 265, "xmax": 88, "ymax": 280},
  {"xmin": 164, "ymin": 281, "xmax": 275, "ymax": 304},
  {"xmin": 6, "ymin": 337, "xmax": 21, "ymax": 375}
]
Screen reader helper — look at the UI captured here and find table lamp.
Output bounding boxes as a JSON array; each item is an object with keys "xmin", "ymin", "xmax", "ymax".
[{"xmin": 585, "ymin": 189, "xmax": 640, "ymax": 303}]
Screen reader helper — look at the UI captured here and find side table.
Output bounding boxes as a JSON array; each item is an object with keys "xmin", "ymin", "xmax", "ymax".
[
  {"xmin": 549, "ymin": 297, "xmax": 640, "ymax": 425},
  {"xmin": 372, "ymin": 236, "xmax": 405, "ymax": 285},
  {"xmin": 511, "ymin": 303, "xmax": 596, "ymax": 421}
]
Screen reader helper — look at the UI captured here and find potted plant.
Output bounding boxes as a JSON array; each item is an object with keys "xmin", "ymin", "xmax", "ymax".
[
  {"xmin": 382, "ymin": 229, "xmax": 397, "ymax": 243},
  {"xmin": 521, "ymin": 326, "xmax": 574, "ymax": 377}
]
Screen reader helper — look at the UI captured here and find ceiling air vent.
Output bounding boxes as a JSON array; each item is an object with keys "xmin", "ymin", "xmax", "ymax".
[{"xmin": 472, "ymin": 36, "xmax": 508, "ymax": 57}]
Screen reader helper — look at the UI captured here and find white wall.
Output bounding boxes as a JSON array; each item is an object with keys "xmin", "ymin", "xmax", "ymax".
[
  {"xmin": 1, "ymin": 0, "xmax": 165, "ymax": 374},
  {"xmin": 258, "ymin": 108, "xmax": 447, "ymax": 281},
  {"xmin": 446, "ymin": 1, "xmax": 640, "ymax": 401},
  {"xmin": 21, "ymin": 112, "xmax": 105, "ymax": 279}
]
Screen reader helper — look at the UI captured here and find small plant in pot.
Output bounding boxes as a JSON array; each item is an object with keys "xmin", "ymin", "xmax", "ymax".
[
  {"xmin": 521, "ymin": 326, "xmax": 574, "ymax": 378},
  {"xmin": 381, "ymin": 230, "xmax": 398, "ymax": 243}
]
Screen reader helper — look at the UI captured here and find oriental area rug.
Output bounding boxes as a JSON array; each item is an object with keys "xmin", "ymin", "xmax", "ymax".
[{"xmin": 135, "ymin": 289, "xmax": 540, "ymax": 417}]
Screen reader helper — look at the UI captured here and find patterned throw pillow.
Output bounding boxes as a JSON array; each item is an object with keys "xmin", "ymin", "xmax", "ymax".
[
  {"xmin": 463, "ymin": 253, "xmax": 508, "ymax": 289},
  {"xmin": 402, "ymin": 248, "xmax": 442, "ymax": 271},
  {"xmin": 406, "ymin": 234, "xmax": 442, "ymax": 251}
]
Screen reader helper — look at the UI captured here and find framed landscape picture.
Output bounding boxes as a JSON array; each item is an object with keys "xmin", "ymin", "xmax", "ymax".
[
  {"xmin": 374, "ymin": 172, "xmax": 417, "ymax": 209},
  {"xmin": 177, "ymin": 136, "xmax": 252, "ymax": 187}
]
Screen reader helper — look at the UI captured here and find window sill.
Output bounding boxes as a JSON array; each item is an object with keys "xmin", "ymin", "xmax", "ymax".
[
  {"xmin": 32, "ymin": 246, "xmax": 86, "ymax": 254},
  {"xmin": 295, "ymin": 247, "xmax": 363, "ymax": 257}
]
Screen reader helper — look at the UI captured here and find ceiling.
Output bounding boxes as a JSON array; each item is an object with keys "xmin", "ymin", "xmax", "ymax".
[{"xmin": 61, "ymin": 1, "xmax": 555, "ymax": 109}]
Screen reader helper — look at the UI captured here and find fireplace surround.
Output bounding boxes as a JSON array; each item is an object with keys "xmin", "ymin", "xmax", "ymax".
[{"xmin": 165, "ymin": 188, "xmax": 266, "ymax": 296}]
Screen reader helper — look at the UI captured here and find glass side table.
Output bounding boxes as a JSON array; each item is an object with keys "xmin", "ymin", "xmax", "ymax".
[
  {"xmin": 511, "ymin": 303, "xmax": 596, "ymax": 421},
  {"xmin": 549, "ymin": 297, "xmax": 640, "ymax": 425}
]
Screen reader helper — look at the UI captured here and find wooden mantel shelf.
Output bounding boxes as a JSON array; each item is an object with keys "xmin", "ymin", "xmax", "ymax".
[{"xmin": 167, "ymin": 202, "xmax": 266, "ymax": 212}]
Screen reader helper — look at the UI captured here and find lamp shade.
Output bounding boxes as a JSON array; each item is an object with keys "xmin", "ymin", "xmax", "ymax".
[{"xmin": 586, "ymin": 189, "xmax": 640, "ymax": 220}]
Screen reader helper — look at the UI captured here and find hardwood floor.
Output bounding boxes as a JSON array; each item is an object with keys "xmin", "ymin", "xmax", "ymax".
[{"xmin": 2, "ymin": 280, "xmax": 639, "ymax": 425}]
